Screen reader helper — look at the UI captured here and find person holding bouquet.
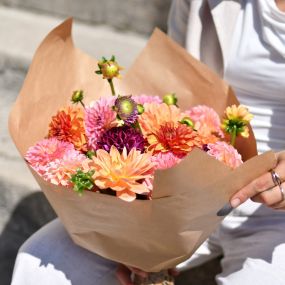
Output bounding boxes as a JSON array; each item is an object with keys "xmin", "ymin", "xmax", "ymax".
[{"xmin": 11, "ymin": 0, "xmax": 285, "ymax": 285}]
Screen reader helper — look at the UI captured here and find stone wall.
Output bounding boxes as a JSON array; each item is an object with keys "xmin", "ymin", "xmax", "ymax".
[{"xmin": 0, "ymin": 0, "xmax": 172, "ymax": 34}]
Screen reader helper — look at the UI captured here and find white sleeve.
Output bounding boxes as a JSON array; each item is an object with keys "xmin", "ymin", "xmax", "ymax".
[{"xmin": 167, "ymin": 0, "xmax": 190, "ymax": 47}]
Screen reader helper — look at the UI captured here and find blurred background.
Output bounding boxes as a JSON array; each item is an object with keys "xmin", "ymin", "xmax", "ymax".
[{"xmin": 0, "ymin": 1, "xmax": 220, "ymax": 284}]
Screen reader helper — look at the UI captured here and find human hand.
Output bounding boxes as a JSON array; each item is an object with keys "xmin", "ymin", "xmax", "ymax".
[
  {"xmin": 230, "ymin": 151, "xmax": 285, "ymax": 210},
  {"xmin": 116, "ymin": 264, "xmax": 148, "ymax": 285},
  {"xmin": 116, "ymin": 264, "xmax": 179, "ymax": 285}
]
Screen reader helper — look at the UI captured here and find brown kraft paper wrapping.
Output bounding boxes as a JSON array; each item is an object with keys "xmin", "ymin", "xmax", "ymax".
[{"xmin": 9, "ymin": 19, "xmax": 277, "ymax": 272}]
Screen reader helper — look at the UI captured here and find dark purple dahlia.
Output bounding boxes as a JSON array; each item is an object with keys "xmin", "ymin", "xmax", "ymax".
[
  {"xmin": 96, "ymin": 126, "xmax": 145, "ymax": 153},
  {"xmin": 203, "ymin": 144, "xmax": 209, "ymax": 152},
  {"xmin": 114, "ymin": 95, "xmax": 138, "ymax": 125}
]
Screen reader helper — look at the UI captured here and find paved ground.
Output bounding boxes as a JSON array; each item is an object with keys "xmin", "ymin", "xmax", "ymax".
[{"xmin": 0, "ymin": 5, "xmax": 220, "ymax": 284}]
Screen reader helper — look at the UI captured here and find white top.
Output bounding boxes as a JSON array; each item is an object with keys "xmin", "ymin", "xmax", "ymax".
[{"xmin": 224, "ymin": 0, "xmax": 285, "ymax": 153}]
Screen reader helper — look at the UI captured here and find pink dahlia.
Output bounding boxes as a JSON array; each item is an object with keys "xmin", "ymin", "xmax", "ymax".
[
  {"xmin": 85, "ymin": 97, "xmax": 118, "ymax": 150},
  {"xmin": 206, "ymin": 141, "xmax": 243, "ymax": 169},
  {"xmin": 133, "ymin": 94, "xmax": 162, "ymax": 105},
  {"xmin": 42, "ymin": 149, "xmax": 86, "ymax": 186},
  {"xmin": 25, "ymin": 138, "xmax": 75, "ymax": 174},
  {"xmin": 185, "ymin": 105, "xmax": 223, "ymax": 137},
  {"xmin": 151, "ymin": 152, "xmax": 183, "ymax": 170}
]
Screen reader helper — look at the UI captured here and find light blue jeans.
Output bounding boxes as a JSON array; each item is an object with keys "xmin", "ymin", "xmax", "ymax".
[{"xmin": 11, "ymin": 200, "xmax": 285, "ymax": 285}]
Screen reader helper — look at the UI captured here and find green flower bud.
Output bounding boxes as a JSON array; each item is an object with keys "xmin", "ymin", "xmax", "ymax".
[
  {"xmin": 163, "ymin": 93, "xmax": 178, "ymax": 106},
  {"xmin": 137, "ymin": 104, "xmax": 144, "ymax": 114},
  {"xmin": 71, "ymin": 90, "xmax": 84, "ymax": 104},
  {"xmin": 96, "ymin": 56, "xmax": 123, "ymax": 80},
  {"xmin": 180, "ymin": 117, "xmax": 194, "ymax": 127}
]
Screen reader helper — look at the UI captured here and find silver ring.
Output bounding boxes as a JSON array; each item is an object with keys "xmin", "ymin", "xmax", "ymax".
[
  {"xmin": 271, "ymin": 170, "xmax": 282, "ymax": 187},
  {"xmin": 278, "ymin": 184, "xmax": 285, "ymax": 201}
]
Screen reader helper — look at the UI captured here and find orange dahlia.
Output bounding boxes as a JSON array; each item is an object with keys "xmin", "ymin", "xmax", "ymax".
[
  {"xmin": 84, "ymin": 146, "xmax": 155, "ymax": 202},
  {"xmin": 138, "ymin": 103, "xmax": 203, "ymax": 157},
  {"xmin": 48, "ymin": 106, "xmax": 87, "ymax": 152},
  {"xmin": 147, "ymin": 122, "xmax": 203, "ymax": 156},
  {"xmin": 138, "ymin": 103, "xmax": 185, "ymax": 136}
]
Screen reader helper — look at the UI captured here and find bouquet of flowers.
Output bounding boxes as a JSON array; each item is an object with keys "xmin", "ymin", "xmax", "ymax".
[
  {"xmin": 9, "ymin": 19, "xmax": 276, "ymax": 285},
  {"xmin": 25, "ymin": 55, "xmax": 253, "ymax": 202}
]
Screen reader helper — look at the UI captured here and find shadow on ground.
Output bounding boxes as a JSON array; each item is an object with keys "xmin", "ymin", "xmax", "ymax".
[
  {"xmin": 0, "ymin": 191, "xmax": 56, "ymax": 285},
  {"xmin": 0, "ymin": 191, "xmax": 221, "ymax": 285}
]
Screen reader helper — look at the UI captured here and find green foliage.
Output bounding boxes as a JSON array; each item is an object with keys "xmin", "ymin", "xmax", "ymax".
[{"xmin": 70, "ymin": 169, "xmax": 95, "ymax": 196}]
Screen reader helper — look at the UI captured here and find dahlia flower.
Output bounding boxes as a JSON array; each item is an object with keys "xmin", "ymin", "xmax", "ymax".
[
  {"xmin": 48, "ymin": 106, "xmax": 87, "ymax": 152},
  {"xmin": 221, "ymin": 104, "xmax": 253, "ymax": 145},
  {"xmin": 207, "ymin": 141, "xmax": 243, "ymax": 169},
  {"xmin": 96, "ymin": 126, "xmax": 145, "ymax": 153},
  {"xmin": 147, "ymin": 122, "xmax": 203, "ymax": 156},
  {"xmin": 114, "ymin": 95, "xmax": 138, "ymax": 125},
  {"xmin": 85, "ymin": 146, "xmax": 155, "ymax": 202},
  {"xmin": 133, "ymin": 94, "xmax": 162, "ymax": 105},
  {"xmin": 224, "ymin": 104, "xmax": 253, "ymax": 123},
  {"xmin": 85, "ymin": 97, "xmax": 118, "ymax": 150},
  {"xmin": 185, "ymin": 105, "xmax": 223, "ymax": 137},
  {"xmin": 151, "ymin": 152, "xmax": 183, "ymax": 170},
  {"xmin": 42, "ymin": 149, "xmax": 86, "ymax": 186},
  {"xmin": 138, "ymin": 103, "xmax": 185, "ymax": 136},
  {"xmin": 25, "ymin": 138, "xmax": 75, "ymax": 174}
]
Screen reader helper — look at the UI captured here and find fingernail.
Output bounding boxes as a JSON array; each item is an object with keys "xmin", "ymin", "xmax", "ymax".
[{"xmin": 231, "ymin": 198, "xmax": 241, "ymax": 208}]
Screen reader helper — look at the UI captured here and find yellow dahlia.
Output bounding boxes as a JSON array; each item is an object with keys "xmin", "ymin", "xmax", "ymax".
[
  {"xmin": 224, "ymin": 104, "xmax": 253, "ymax": 123},
  {"xmin": 85, "ymin": 146, "xmax": 155, "ymax": 202},
  {"xmin": 48, "ymin": 106, "xmax": 87, "ymax": 152},
  {"xmin": 221, "ymin": 104, "xmax": 253, "ymax": 145}
]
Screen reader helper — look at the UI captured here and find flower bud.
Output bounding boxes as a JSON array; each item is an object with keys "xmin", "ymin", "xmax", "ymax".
[
  {"xmin": 101, "ymin": 62, "xmax": 121, "ymax": 79},
  {"xmin": 71, "ymin": 90, "xmax": 84, "ymax": 104},
  {"xmin": 163, "ymin": 93, "xmax": 178, "ymax": 106},
  {"xmin": 96, "ymin": 56, "xmax": 123, "ymax": 80},
  {"xmin": 180, "ymin": 117, "xmax": 194, "ymax": 127},
  {"xmin": 137, "ymin": 104, "xmax": 144, "ymax": 114}
]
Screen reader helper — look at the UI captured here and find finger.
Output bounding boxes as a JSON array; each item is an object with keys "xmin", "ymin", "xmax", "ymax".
[
  {"xmin": 230, "ymin": 172, "xmax": 274, "ymax": 207},
  {"xmin": 116, "ymin": 264, "xmax": 133, "ymax": 285},
  {"xmin": 231, "ymin": 162, "xmax": 285, "ymax": 208},
  {"xmin": 276, "ymin": 150, "xmax": 285, "ymax": 162},
  {"xmin": 251, "ymin": 182, "xmax": 285, "ymax": 206},
  {"xmin": 271, "ymin": 200, "xmax": 285, "ymax": 210},
  {"xmin": 129, "ymin": 267, "xmax": 148, "ymax": 278},
  {"xmin": 168, "ymin": 268, "xmax": 180, "ymax": 276}
]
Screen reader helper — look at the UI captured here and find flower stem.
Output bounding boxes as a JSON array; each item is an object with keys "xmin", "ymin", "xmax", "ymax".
[
  {"xmin": 108, "ymin": 79, "xmax": 116, "ymax": 96},
  {"xmin": 230, "ymin": 125, "xmax": 237, "ymax": 146},
  {"xmin": 80, "ymin": 100, "xmax": 85, "ymax": 109}
]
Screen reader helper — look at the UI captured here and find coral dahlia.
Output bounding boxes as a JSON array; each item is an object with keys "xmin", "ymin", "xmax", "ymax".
[
  {"xmin": 85, "ymin": 146, "xmax": 155, "ymax": 202},
  {"xmin": 48, "ymin": 106, "xmax": 87, "ymax": 152}
]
